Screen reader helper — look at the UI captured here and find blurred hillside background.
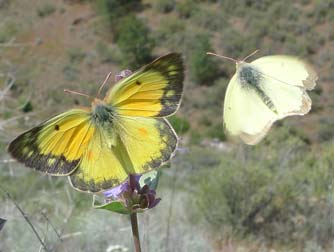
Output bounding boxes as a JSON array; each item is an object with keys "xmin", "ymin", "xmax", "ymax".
[{"xmin": 0, "ymin": 0, "xmax": 334, "ymax": 251}]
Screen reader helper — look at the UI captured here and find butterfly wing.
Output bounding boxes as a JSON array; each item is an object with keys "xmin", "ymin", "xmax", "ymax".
[
  {"xmin": 116, "ymin": 116, "xmax": 177, "ymax": 172},
  {"xmin": 69, "ymin": 116, "xmax": 177, "ymax": 192},
  {"xmin": 223, "ymin": 74, "xmax": 277, "ymax": 145},
  {"xmin": 8, "ymin": 109, "xmax": 94, "ymax": 175},
  {"xmin": 104, "ymin": 53, "xmax": 184, "ymax": 117},
  {"xmin": 251, "ymin": 56, "xmax": 317, "ymax": 118},
  {"xmin": 69, "ymin": 126, "xmax": 128, "ymax": 192},
  {"xmin": 251, "ymin": 55, "xmax": 317, "ymax": 90}
]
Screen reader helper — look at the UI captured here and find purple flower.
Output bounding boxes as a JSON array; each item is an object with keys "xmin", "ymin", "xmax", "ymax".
[
  {"xmin": 103, "ymin": 182, "xmax": 129, "ymax": 200},
  {"xmin": 103, "ymin": 174, "xmax": 161, "ymax": 212},
  {"xmin": 115, "ymin": 69, "xmax": 133, "ymax": 82}
]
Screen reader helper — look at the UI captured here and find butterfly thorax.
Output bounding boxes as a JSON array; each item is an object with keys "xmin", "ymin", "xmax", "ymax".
[
  {"xmin": 237, "ymin": 62, "xmax": 277, "ymax": 113},
  {"xmin": 91, "ymin": 99, "xmax": 118, "ymax": 147},
  {"xmin": 237, "ymin": 62, "xmax": 262, "ymax": 88},
  {"xmin": 91, "ymin": 99, "xmax": 115, "ymax": 125}
]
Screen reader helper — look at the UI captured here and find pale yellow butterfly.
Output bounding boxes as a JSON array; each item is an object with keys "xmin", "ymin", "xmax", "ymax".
[{"xmin": 208, "ymin": 50, "xmax": 318, "ymax": 145}]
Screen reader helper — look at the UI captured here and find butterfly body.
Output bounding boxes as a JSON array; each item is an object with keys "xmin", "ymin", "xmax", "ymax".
[
  {"xmin": 92, "ymin": 100, "xmax": 115, "ymax": 124},
  {"xmin": 237, "ymin": 62, "xmax": 277, "ymax": 114},
  {"xmin": 223, "ymin": 55, "xmax": 317, "ymax": 145},
  {"xmin": 9, "ymin": 53, "xmax": 184, "ymax": 192}
]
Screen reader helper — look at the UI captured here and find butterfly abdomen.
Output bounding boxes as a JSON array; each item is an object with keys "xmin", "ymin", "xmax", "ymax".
[{"xmin": 254, "ymin": 87, "xmax": 277, "ymax": 114}]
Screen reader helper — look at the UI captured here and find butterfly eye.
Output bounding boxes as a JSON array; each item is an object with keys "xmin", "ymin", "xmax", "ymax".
[
  {"xmin": 55, "ymin": 125, "xmax": 60, "ymax": 131},
  {"xmin": 136, "ymin": 80, "xmax": 142, "ymax": 85}
]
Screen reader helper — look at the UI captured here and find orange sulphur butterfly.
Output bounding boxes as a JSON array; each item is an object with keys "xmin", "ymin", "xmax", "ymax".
[
  {"xmin": 208, "ymin": 51, "xmax": 317, "ymax": 145},
  {"xmin": 8, "ymin": 53, "xmax": 184, "ymax": 192}
]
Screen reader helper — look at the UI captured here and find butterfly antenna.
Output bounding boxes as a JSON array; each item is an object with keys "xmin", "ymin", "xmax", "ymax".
[
  {"xmin": 206, "ymin": 52, "xmax": 238, "ymax": 63},
  {"xmin": 64, "ymin": 89, "xmax": 92, "ymax": 99},
  {"xmin": 242, "ymin": 49, "xmax": 259, "ymax": 62},
  {"xmin": 97, "ymin": 71, "xmax": 112, "ymax": 99}
]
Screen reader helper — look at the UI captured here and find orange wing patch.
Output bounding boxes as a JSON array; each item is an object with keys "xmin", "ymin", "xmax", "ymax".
[{"xmin": 138, "ymin": 127, "xmax": 148, "ymax": 137}]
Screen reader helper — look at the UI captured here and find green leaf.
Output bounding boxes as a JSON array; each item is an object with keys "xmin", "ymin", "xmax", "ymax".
[
  {"xmin": 97, "ymin": 202, "xmax": 130, "ymax": 214},
  {"xmin": 93, "ymin": 195, "xmax": 130, "ymax": 214},
  {"xmin": 139, "ymin": 170, "xmax": 160, "ymax": 190}
]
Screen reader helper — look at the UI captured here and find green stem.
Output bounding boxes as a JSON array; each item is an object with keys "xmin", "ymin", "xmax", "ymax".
[{"xmin": 130, "ymin": 213, "xmax": 141, "ymax": 252}]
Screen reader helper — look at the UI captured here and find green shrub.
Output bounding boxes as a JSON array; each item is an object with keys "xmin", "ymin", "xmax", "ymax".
[
  {"xmin": 188, "ymin": 34, "xmax": 219, "ymax": 85},
  {"xmin": 67, "ymin": 47, "xmax": 86, "ymax": 64},
  {"xmin": 207, "ymin": 77, "xmax": 229, "ymax": 106},
  {"xmin": 199, "ymin": 115, "xmax": 212, "ymax": 127},
  {"xmin": 37, "ymin": 3, "xmax": 56, "ymax": 17},
  {"xmin": 21, "ymin": 101, "xmax": 33, "ymax": 113},
  {"xmin": 207, "ymin": 123, "xmax": 225, "ymax": 141},
  {"xmin": 190, "ymin": 126, "xmax": 334, "ymax": 245},
  {"xmin": 0, "ymin": 21, "xmax": 18, "ymax": 43},
  {"xmin": 169, "ymin": 115, "xmax": 191, "ymax": 135},
  {"xmin": 313, "ymin": 1, "xmax": 334, "ymax": 24},
  {"xmin": 63, "ymin": 64, "xmax": 79, "ymax": 81},
  {"xmin": 308, "ymin": 86, "xmax": 323, "ymax": 112},
  {"xmin": 176, "ymin": 0, "xmax": 197, "ymax": 18},
  {"xmin": 317, "ymin": 118, "xmax": 334, "ymax": 142},
  {"xmin": 95, "ymin": 41, "xmax": 120, "ymax": 63},
  {"xmin": 305, "ymin": 32, "xmax": 326, "ymax": 55},
  {"xmin": 219, "ymin": 27, "xmax": 259, "ymax": 61},
  {"xmin": 154, "ymin": 17, "xmax": 186, "ymax": 50},
  {"xmin": 116, "ymin": 15, "xmax": 154, "ymax": 68},
  {"xmin": 301, "ymin": 0, "xmax": 311, "ymax": 4},
  {"xmin": 189, "ymin": 130, "xmax": 202, "ymax": 145},
  {"xmin": 191, "ymin": 6, "xmax": 228, "ymax": 31},
  {"xmin": 155, "ymin": 0, "xmax": 175, "ymax": 13},
  {"xmin": 244, "ymin": 13, "xmax": 270, "ymax": 38},
  {"xmin": 95, "ymin": 0, "xmax": 141, "ymax": 38}
]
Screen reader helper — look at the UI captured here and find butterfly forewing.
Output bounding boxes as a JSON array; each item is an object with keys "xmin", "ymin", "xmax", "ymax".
[
  {"xmin": 251, "ymin": 55, "xmax": 317, "ymax": 90},
  {"xmin": 105, "ymin": 53, "xmax": 184, "ymax": 117},
  {"xmin": 224, "ymin": 74, "xmax": 277, "ymax": 145},
  {"xmin": 8, "ymin": 109, "xmax": 93, "ymax": 175}
]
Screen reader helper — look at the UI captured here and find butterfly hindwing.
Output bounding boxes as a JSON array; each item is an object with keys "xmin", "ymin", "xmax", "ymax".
[
  {"xmin": 105, "ymin": 53, "xmax": 184, "ymax": 117},
  {"xmin": 69, "ymin": 127, "xmax": 129, "ymax": 192},
  {"xmin": 251, "ymin": 55, "xmax": 316, "ymax": 117},
  {"xmin": 257, "ymin": 73, "xmax": 312, "ymax": 117},
  {"xmin": 8, "ymin": 109, "xmax": 94, "ymax": 175},
  {"xmin": 69, "ymin": 116, "xmax": 177, "ymax": 192},
  {"xmin": 116, "ymin": 116, "xmax": 177, "ymax": 172}
]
